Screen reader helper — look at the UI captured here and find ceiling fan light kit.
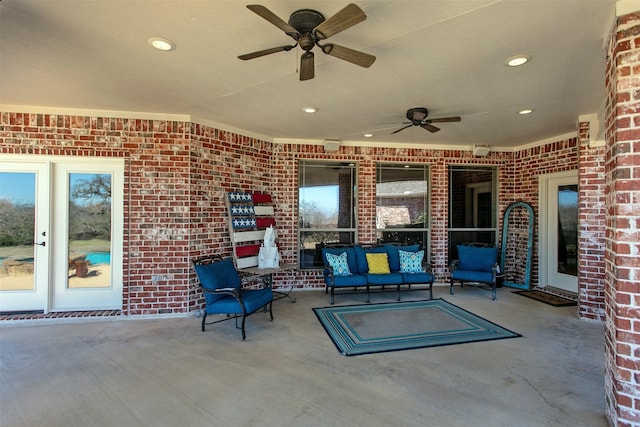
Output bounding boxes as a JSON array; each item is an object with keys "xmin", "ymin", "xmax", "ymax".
[{"xmin": 239, "ymin": 4, "xmax": 376, "ymax": 81}]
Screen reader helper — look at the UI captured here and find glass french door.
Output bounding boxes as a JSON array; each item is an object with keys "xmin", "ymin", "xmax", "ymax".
[
  {"xmin": 0, "ymin": 156, "xmax": 124, "ymax": 313},
  {"xmin": 539, "ymin": 171, "xmax": 578, "ymax": 293},
  {"xmin": 0, "ymin": 162, "xmax": 50, "ymax": 311}
]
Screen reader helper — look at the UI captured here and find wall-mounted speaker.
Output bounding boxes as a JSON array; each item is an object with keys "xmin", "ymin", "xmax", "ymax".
[
  {"xmin": 324, "ymin": 139, "xmax": 342, "ymax": 152},
  {"xmin": 472, "ymin": 145, "xmax": 490, "ymax": 156}
]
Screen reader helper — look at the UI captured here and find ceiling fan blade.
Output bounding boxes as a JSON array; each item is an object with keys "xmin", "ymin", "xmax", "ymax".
[
  {"xmin": 391, "ymin": 124, "xmax": 413, "ymax": 134},
  {"xmin": 300, "ymin": 51, "xmax": 315, "ymax": 81},
  {"xmin": 313, "ymin": 3, "xmax": 366, "ymax": 40},
  {"xmin": 246, "ymin": 5, "xmax": 299, "ymax": 38},
  {"xmin": 421, "ymin": 123, "xmax": 441, "ymax": 133},
  {"xmin": 428, "ymin": 116, "xmax": 462, "ymax": 123},
  {"xmin": 320, "ymin": 44, "xmax": 376, "ymax": 68},
  {"xmin": 238, "ymin": 44, "xmax": 297, "ymax": 60}
]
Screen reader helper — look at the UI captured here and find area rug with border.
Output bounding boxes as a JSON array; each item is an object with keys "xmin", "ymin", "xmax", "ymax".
[
  {"xmin": 313, "ymin": 299, "xmax": 521, "ymax": 356},
  {"xmin": 512, "ymin": 290, "xmax": 577, "ymax": 307}
]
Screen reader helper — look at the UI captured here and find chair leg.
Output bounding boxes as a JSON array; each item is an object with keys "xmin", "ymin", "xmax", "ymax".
[
  {"xmin": 492, "ymin": 283, "xmax": 497, "ymax": 300},
  {"xmin": 450, "ymin": 279, "xmax": 455, "ymax": 295},
  {"xmin": 396, "ymin": 284, "xmax": 401, "ymax": 301},
  {"xmin": 201, "ymin": 312, "xmax": 207, "ymax": 331},
  {"xmin": 240, "ymin": 315, "xmax": 247, "ymax": 340},
  {"xmin": 268, "ymin": 302, "xmax": 274, "ymax": 320},
  {"xmin": 330, "ymin": 287, "xmax": 335, "ymax": 305},
  {"xmin": 429, "ymin": 282, "xmax": 433, "ymax": 300}
]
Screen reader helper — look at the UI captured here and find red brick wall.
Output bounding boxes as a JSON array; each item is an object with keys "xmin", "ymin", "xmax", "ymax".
[
  {"xmin": 271, "ymin": 143, "xmax": 580, "ymax": 285},
  {"xmin": 188, "ymin": 124, "xmax": 276, "ymax": 309},
  {"xmin": 577, "ymin": 121, "xmax": 607, "ymax": 320},
  {"xmin": 511, "ymin": 139, "xmax": 579, "ymax": 287},
  {"xmin": 603, "ymin": 11, "xmax": 640, "ymax": 426},
  {"xmin": 0, "ymin": 112, "xmax": 604, "ymax": 319},
  {"xmin": 0, "ymin": 112, "xmax": 274, "ymax": 316}
]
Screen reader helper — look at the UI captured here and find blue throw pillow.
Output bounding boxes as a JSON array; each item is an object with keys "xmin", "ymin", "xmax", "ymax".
[
  {"xmin": 399, "ymin": 250, "xmax": 424, "ymax": 273},
  {"xmin": 322, "ymin": 247, "xmax": 358, "ymax": 273},
  {"xmin": 385, "ymin": 244, "xmax": 421, "ymax": 272},
  {"xmin": 457, "ymin": 245, "xmax": 498, "ymax": 272},
  {"xmin": 326, "ymin": 252, "xmax": 352, "ymax": 276}
]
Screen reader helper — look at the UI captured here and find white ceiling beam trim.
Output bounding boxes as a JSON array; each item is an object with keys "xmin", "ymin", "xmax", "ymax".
[{"xmin": 0, "ymin": 104, "xmax": 192, "ymax": 122}]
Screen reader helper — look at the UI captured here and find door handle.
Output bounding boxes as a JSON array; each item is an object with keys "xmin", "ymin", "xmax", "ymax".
[{"xmin": 34, "ymin": 232, "xmax": 46, "ymax": 246}]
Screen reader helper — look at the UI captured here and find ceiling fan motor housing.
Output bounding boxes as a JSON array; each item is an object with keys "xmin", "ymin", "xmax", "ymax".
[
  {"xmin": 288, "ymin": 9, "xmax": 325, "ymax": 34},
  {"xmin": 407, "ymin": 107, "xmax": 429, "ymax": 123}
]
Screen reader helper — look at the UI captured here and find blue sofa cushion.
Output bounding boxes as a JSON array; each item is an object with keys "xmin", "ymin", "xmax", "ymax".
[
  {"xmin": 205, "ymin": 288, "xmax": 272, "ymax": 315},
  {"xmin": 366, "ymin": 272, "xmax": 403, "ymax": 285},
  {"xmin": 451, "ymin": 269, "xmax": 494, "ymax": 284},
  {"xmin": 322, "ymin": 247, "xmax": 358, "ymax": 274},
  {"xmin": 323, "ymin": 272, "xmax": 368, "ymax": 288},
  {"xmin": 194, "ymin": 258, "xmax": 241, "ymax": 304},
  {"xmin": 353, "ymin": 245, "xmax": 387, "ymax": 273},
  {"xmin": 457, "ymin": 245, "xmax": 497, "ymax": 272},
  {"xmin": 401, "ymin": 271, "xmax": 434, "ymax": 284},
  {"xmin": 385, "ymin": 244, "xmax": 421, "ymax": 272}
]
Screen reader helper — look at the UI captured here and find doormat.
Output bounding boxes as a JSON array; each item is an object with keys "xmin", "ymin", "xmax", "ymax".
[
  {"xmin": 313, "ymin": 299, "xmax": 521, "ymax": 356},
  {"xmin": 513, "ymin": 290, "xmax": 577, "ymax": 307}
]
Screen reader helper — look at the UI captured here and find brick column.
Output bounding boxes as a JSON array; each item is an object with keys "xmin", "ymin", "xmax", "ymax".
[
  {"xmin": 603, "ymin": 9, "xmax": 640, "ymax": 426},
  {"xmin": 429, "ymin": 159, "xmax": 449, "ymax": 280},
  {"xmin": 577, "ymin": 120, "xmax": 606, "ymax": 320}
]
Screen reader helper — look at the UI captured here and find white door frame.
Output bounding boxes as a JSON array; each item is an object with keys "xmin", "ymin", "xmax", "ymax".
[
  {"xmin": 0, "ymin": 161, "xmax": 51, "ymax": 312},
  {"xmin": 538, "ymin": 170, "xmax": 578, "ymax": 292},
  {"xmin": 0, "ymin": 155, "xmax": 124, "ymax": 313},
  {"xmin": 51, "ymin": 159, "xmax": 124, "ymax": 311}
]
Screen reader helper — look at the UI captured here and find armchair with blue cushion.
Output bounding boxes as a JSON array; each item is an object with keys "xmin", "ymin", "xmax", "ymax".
[
  {"xmin": 449, "ymin": 243, "xmax": 499, "ymax": 300},
  {"xmin": 192, "ymin": 256, "xmax": 273, "ymax": 340}
]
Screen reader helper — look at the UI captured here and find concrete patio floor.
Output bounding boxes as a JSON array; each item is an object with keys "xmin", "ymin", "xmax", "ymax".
[{"xmin": 0, "ymin": 286, "xmax": 607, "ymax": 427}]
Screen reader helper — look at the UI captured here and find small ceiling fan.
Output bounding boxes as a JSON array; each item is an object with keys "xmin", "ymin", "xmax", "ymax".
[
  {"xmin": 238, "ymin": 4, "xmax": 376, "ymax": 81},
  {"xmin": 391, "ymin": 108, "xmax": 462, "ymax": 134}
]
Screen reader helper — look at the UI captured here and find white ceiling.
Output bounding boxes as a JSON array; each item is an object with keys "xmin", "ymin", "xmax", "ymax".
[{"xmin": 0, "ymin": 0, "xmax": 615, "ymax": 150}]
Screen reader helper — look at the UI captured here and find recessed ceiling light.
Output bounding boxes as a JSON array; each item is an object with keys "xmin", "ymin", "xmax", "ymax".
[
  {"xmin": 302, "ymin": 107, "xmax": 318, "ymax": 113},
  {"xmin": 148, "ymin": 37, "xmax": 176, "ymax": 51},
  {"xmin": 364, "ymin": 133, "xmax": 373, "ymax": 137},
  {"xmin": 506, "ymin": 55, "xmax": 530, "ymax": 67},
  {"xmin": 518, "ymin": 109, "xmax": 534, "ymax": 115}
]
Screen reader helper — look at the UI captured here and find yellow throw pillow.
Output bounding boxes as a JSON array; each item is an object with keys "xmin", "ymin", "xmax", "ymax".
[{"xmin": 366, "ymin": 253, "xmax": 391, "ymax": 274}]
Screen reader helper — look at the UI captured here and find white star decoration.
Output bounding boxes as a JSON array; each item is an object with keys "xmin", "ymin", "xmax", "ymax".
[
  {"xmin": 232, "ymin": 218, "xmax": 256, "ymax": 229},
  {"xmin": 230, "ymin": 206, "xmax": 254, "ymax": 216},
  {"xmin": 229, "ymin": 192, "xmax": 251, "ymax": 202}
]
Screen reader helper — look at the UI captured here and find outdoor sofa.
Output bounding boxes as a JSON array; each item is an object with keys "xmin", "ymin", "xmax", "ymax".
[{"xmin": 321, "ymin": 244, "xmax": 434, "ymax": 304}]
